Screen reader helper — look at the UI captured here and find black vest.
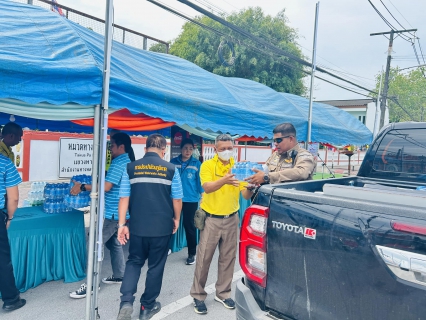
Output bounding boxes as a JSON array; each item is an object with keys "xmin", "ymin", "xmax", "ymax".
[{"xmin": 127, "ymin": 152, "xmax": 176, "ymax": 237}]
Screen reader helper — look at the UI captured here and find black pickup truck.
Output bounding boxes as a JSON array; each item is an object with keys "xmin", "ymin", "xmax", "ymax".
[{"xmin": 236, "ymin": 122, "xmax": 426, "ymax": 320}]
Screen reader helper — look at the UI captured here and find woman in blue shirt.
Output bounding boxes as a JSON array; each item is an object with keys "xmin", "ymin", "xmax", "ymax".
[{"xmin": 170, "ymin": 138, "xmax": 203, "ymax": 265}]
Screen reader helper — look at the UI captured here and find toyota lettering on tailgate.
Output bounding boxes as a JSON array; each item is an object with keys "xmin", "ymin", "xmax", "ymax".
[{"xmin": 271, "ymin": 221, "xmax": 317, "ymax": 240}]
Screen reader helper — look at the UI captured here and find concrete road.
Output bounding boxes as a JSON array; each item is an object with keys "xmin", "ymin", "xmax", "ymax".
[{"xmin": 1, "ymin": 227, "xmax": 242, "ymax": 320}]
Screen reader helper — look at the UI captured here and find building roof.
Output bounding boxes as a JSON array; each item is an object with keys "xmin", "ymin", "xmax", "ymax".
[{"xmin": 317, "ymin": 99, "xmax": 375, "ymax": 107}]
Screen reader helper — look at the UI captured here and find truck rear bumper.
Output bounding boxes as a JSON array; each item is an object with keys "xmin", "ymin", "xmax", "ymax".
[{"xmin": 235, "ymin": 277, "xmax": 269, "ymax": 320}]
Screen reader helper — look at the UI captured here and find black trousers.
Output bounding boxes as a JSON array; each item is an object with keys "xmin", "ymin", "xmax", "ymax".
[
  {"xmin": 182, "ymin": 202, "xmax": 198, "ymax": 256},
  {"xmin": 120, "ymin": 234, "xmax": 170, "ymax": 309},
  {"xmin": 0, "ymin": 212, "xmax": 20, "ymax": 305}
]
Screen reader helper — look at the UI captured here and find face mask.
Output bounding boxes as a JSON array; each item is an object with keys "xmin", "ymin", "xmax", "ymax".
[{"xmin": 217, "ymin": 150, "xmax": 233, "ymax": 161}]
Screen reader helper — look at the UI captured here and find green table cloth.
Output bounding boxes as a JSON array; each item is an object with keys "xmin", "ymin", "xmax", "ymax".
[
  {"xmin": 170, "ymin": 195, "xmax": 252, "ymax": 252},
  {"xmin": 7, "ymin": 206, "xmax": 87, "ymax": 293}
]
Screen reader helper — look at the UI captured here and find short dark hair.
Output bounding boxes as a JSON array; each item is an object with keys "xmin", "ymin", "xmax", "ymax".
[
  {"xmin": 273, "ymin": 123, "xmax": 296, "ymax": 138},
  {"xmin": 109, "ymin": 128, "xmax": 120, "ymax": 137},
  {"xmin": 111, "ymin": 132, "xmax": 135, "ymax": 161},
  {"xmin": 2, "ymin": 122, "xmax": 23, "ymax": 136},
  {"xmin": 215, "ymin": 134, "xmax": 233, "ymax": 146},
  {"xmin": 146, "ymin": 134, "xmax": 167, "ymax": 150},
  {"xmin": 180, "ymin": 138, "xmax": 194, "ymax": 149}
]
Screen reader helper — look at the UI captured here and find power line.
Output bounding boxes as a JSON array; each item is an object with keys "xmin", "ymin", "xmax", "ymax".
[
  {"xmin": 194, "ymin": 0, "xmax": 376, "ymax": 89},
  {"xmin": 147, "ymin": 0, "xmax": 376, "ymax": 97},
  {"xmin": 417, "ymin": 38, "xmax": 426, "ymax": 65},
  {"xmin": 387, "ymin": 0, "xmax": 413, "ymax": 28},
  {"xmin": 379, "ymin": 0, "xmax": 415, "ymax": 37},
  {"xmin": 177, "ymin": 0, "xmax": 377, "ymax": 94},
  {"xmin": 367, "ymin": 0, "xmax": 411, "ymax": 42}
]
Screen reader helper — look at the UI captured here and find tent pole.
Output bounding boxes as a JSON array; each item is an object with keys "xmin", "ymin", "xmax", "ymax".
[
  {"xmin": 306, "ymin": 2, "xmax": 320, "ymax": 149},
  {"xmin": 85, "ymin": 104, "xmax": 101, "ymax": 320},
  {"xmin": 91, "ymin": 110, "xmax": 109, "ymax": 320},
  {"xmin": 87, "ymin": 0, "xmax": 114, "ymax": 318}
]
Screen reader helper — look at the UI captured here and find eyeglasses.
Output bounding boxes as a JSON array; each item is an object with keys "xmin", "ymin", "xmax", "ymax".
[{"xmin": 273, "ymin": 136, "xmax": 293, "ymax": 144}]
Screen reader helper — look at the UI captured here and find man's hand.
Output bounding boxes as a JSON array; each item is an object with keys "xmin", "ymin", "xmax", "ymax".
[
  {"xmin": 245, "ymin": 169, "xmax": 265, "ymax": 185},
  {"xmin": 222, "ymin": 172, "xmax": 240, "ymax": 187},
  {"xmin": 172, "ymin": 218, "xmax": 180, "ymax": 234},
  {"xmin": 117, "ymin": 226, "xmax": 130, "ymax": 245},
  {"xmin": 6, "ymin": 220, "xmax": 11, "ymax": 230},
  {"xmin": 70, "ymin": 180, "xmax": 82, "ymax": 196}
]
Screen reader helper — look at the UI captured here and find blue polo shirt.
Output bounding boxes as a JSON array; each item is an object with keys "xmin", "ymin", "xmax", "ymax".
[
  {"xmin": 105, "ymin": 153, "xmax": 131, "ymax": 220},
  {"xmin": 0, "ymin": 155, "xmax": 21, "ymax": 209},
  {"xmin": 119, "ymin": 169, "xmax": 183, "ymax": 200}
]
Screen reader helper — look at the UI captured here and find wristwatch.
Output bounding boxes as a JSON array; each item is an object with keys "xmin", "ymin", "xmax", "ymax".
[
  {"xmin": 80, "ymin": 184, "xmax": 86, "ymax": 191},
  {"xmin": 263, "ymin": 174, "xmax": 270, "ymax": 183}
]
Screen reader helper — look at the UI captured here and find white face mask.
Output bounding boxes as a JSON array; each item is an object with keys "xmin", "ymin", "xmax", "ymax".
[{"xmin": 217, "ymin": 149, "xmax": 233, "ymax": 161}]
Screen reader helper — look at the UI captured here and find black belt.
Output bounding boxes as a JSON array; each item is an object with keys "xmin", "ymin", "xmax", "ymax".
[{"xmin": 205, "ymin": 211, "xmax": 237, "ymax": 219}]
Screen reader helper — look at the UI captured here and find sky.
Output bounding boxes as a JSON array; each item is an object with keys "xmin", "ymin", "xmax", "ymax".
[{"xmin": 55, "ymin": 0, "xmax": 425, "ymax": 101}]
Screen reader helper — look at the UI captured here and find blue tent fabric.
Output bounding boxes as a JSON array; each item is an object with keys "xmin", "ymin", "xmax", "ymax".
[{"xmin": 0, "ymin": 0, "xmax": 372, "ymax": 145}]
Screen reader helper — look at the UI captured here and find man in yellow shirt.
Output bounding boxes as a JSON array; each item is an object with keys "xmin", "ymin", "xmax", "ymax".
[
  {"xmin": 0, "ymin": 123, "xmax": 23, "ymax": 163},
  {"xmin": 190, "ymin": 134, "xmax": 252, "ymax": 315}
]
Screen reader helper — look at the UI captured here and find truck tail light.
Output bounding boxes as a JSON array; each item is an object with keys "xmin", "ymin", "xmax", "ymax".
[
  {"xmin": 391, "ymin": 221, "xmax": 426, "ymax": 236},
  {"xmin": 240, "ymin": 205, "xmax": 269, "ymax": 287}
]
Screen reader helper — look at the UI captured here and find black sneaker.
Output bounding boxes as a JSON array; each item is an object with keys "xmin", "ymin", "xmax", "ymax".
[
  {"xmin": 214, "ymin": 296, "xmax": 235, "ymax": 309},
  {"xmin": 102, "ymin": 275, "xmax": 123, "ymax": 284},
  {"xmin": 69, "ymin": 283, "xmax": 88, "ymax": 299},
  {"xmin": 69, "ymin": 283, "xmax": 100, "ymax": 299},
  {"xmin": 193, "ymin": 298, "xmax": 208, "ymax": 314},
  {"xmin": 139, "ymin": 301, "xmax": 161, "ymax": 320},
  {"xmin": 186, "ymin": 255, "xmax": 196, "ymax": 265},
  {"xmin": 117, "ymin": 302, "xmax": 133, "ymax": 320},
  {"xmin": 2, "ymin": 298, "xmax": 26, "ymax": 312}
]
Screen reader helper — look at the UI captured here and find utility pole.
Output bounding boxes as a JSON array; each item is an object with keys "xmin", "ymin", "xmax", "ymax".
[{"xmin": 370, "ymin": 29, "xmax": 417, "ymax": 129}]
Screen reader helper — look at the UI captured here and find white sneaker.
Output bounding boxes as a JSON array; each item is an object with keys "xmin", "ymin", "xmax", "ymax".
[{"xmin": 168, "ymin": 249, "xmax": 172, "ymax": 256}]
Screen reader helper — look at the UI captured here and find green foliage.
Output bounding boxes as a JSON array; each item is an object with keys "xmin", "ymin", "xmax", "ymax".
[
  {"xmin": 373, "ymin": 68, "xmax": 426, "ymax": 122},
  {"xmin": 149, "ymin": 42, "xmax": 168, "ymax": 53},
  {"xmin": 169, "ymin": 7, "xmax": 306, "ymax": 95}
]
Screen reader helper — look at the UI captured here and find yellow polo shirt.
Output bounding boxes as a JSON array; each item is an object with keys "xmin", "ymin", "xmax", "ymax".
[{"xmin": 200, "ymin": 154, "xmax": 246, "ymax": 215}]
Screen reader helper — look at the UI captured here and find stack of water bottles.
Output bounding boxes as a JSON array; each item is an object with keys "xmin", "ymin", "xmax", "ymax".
[
  {"xmin": 232, "ymin": 162, "xmax": 264, "ymax": 181},
  {"xmin": 64, "ymin": 174, "xmax": 92, "ymax": 209},
  {"xmin": 43, "ymin": 183, "xmax": 71, "ymax": 213},
  {"xmin": 24, "ymin": 181, "xmax": 47, "ymax": 207}
]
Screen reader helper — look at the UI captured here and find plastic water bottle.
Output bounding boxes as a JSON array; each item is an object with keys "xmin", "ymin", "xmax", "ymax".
[{"xmin": 244, "ymin": 162, "xmax": 252, "ymax": 180}]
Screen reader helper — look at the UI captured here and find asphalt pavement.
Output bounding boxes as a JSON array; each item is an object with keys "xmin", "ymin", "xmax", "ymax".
[{"xmin": 1, "ymin": 225, "xmax": 242, "ymax": 320}]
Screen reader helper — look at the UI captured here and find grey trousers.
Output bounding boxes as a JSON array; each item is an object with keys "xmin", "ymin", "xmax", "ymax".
[
  {"xmin": 190, "ymin": 214, "xmax": 238, "ymax": 301},
  {"xmin": 103, "ymin": 219, "xmax": 125, "ymax": 278}
]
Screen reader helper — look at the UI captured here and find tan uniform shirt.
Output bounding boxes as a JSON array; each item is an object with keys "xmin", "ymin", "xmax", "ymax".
[{"xmin": 265, "ymin": 144, "xmax": 316, "ymax": 184}]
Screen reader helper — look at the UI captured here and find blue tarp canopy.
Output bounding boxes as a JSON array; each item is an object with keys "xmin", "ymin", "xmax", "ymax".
[{"xmin": 0, "ymin": 0, "xmax": 372, "ymax": 145}]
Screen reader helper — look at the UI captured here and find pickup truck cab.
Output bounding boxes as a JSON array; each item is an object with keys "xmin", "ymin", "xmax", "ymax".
[{"xmin": 236, "ymin": 122, "xmax": 426, "ymax": 320}]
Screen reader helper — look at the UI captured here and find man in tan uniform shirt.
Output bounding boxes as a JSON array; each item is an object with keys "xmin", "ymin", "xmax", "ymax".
[{"xmin": 247, "ymin": 123, "xmax": 316, "ymax": 185}]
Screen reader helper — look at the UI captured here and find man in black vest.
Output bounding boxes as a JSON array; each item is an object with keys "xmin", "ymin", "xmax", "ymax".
[{"xmin": 116, "ymin": 134, "xmax": 183, "ymax": 320}]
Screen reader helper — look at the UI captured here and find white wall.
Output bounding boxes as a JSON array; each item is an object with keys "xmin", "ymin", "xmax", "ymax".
[
  {"xmin": 29, "ymin": 140, "xmax": 60, "ymax": 181},
  {"xmin": 241, "ymin": 147, "xmax": 273, "ymax": 162},
  {"xmin": 366, "ymin": 101, "xmax": 390, "ymax": 136}
]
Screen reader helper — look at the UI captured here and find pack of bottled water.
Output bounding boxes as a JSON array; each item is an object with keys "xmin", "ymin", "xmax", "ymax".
[
  {"xmin": 23, "ymin": 181, "xmax": 47, "ymax": 207},
  {"xmin": 232, "ymin": 162, "xmax": 264, "ymax": 181},
  {"xmin": 43, "ymin": 182, "xmax": 71, "ymax": 213},
  {"xmin": 63, "ymin": 174, "xmax": 92, "ymax": 209}
]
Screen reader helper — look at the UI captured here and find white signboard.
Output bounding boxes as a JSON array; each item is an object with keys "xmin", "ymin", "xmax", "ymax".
[{"xmin": 59, "ymin": 138, "xmax": 93, "ymax": 178}]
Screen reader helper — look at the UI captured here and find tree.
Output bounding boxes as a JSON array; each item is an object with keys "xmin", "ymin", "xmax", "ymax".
[
  {"xmin": 149, "ymin": 42, "xmax": 168, "ymax": 54},
  {"xmin": 169, "ymin": 7, "xmax": 306, "ymax": 95},
  {"xmin": 374, "ymin": 68, "xmax": 426, "ymax": 122}
]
